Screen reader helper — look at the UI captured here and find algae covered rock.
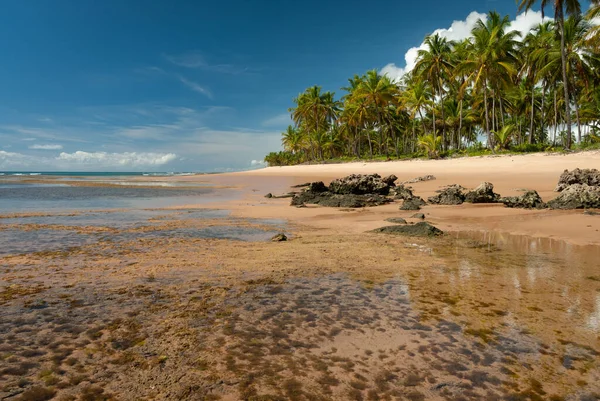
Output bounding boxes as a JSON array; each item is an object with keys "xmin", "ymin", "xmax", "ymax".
[
  {"xmin": 547, "ymin": 184, "xmax": 600, "ymax": 209},
  {"xmin": 400, "ymin": 196, "xmax": 426, "ymax": 211},
  {"xmin": 500, "ymin": 190, "xmax": 546, "ymax": 209},
  {"xmin": 385, "ymin": 217, "xmax": 408, "ymax": 224},
  {"xmin": 464, "ymin": 182, "xmax": 501, "ymax": 203},
  {"xmin": 371, "ymin": 222, "xmax": 443, "ymax": 237},
  {"xmin": 393, "ymin": 184, "xmax": 415, "ymax": 200},
  {"xmin": 428, "ymin": 185, "xmax": 466, "ymax": 205},
  {"xmin": 555, "ymin": 168, "xmax": 600, "ymax": 192},
  {"xmin": 328, "ymin": 174, "xmax": 394, "ymax": 195}
]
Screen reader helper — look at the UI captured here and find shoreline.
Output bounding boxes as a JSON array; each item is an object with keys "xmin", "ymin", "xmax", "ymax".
[{"xmin": 194, "ymin": 150, "xmax": 600, "ymax": 246}]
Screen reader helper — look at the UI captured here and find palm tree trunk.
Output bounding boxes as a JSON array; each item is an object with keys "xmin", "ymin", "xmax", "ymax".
[
  {"xmin": 553, "ymin": 87, "xmax": 558, "ymax": 146},
  {"xmin": 484, "ymin": 82, "xmax": 491, "ymax": 148},
  {"xmin": 541, "ymin": 85, "xmax": 545, "ymax": 142},
  {"xmin": 529, "ymin": 85, "xmax": 535, "ymax": 144},
  {"xmin": 574, "ymin": 91, "xmax": 582, "ymax": 145},
  {"xmin": 439, "ymin": 83, "xmax": 446, "ymax": 151},
  {"xmin": 559, "ymin": 12, "xmax": 572, "ymax": 149},
  {"xmin": 458, "ymin": 99, "xmax": 463, "ymax": 151},
  {"xmin": 492, "ymin": 93, "xmax": 496, "ymax": 134},
  {"xmin": 412, "ymin": 118, "xmax": 417, "ymax": 154},
  {"xmin": 499, "ymin": 97, "xmax": 505, "ymax": 128}
]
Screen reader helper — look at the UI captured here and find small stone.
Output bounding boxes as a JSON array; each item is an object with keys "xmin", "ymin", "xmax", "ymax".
[
  {"xmin": 371, "ymin": 222, "xmax": 443, "ymax": 237},
  {"xmin": 264, "ymin": 193, "xmax": 273, "ymax": 198},
  {"xmin": 411, "ymin": 213, "xmax": 425, "ymax": 219},
  {"xmin": 385, "ymin": 217, "xmax": 408, "ymax": 224},
  {"xmin": 271, "ymin": 233, "xmax": 287, "ymax": 242}
]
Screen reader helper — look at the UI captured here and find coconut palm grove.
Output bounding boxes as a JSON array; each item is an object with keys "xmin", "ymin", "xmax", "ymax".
[{"xmin": 264, "ymin": 2, "xmax": 600, "ymax": 166}]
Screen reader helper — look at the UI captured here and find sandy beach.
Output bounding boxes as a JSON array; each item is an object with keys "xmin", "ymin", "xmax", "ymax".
[
  {"xmin": 1, "ymin": 151, "xmax": 600, "ymax": 400},
  {"xmin": 190, "ymin": 150, "xmax": 600, "ymax": 246}
]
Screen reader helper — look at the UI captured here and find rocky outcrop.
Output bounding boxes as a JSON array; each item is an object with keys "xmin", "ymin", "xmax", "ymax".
[
  {"xmin": 328, "ymin": 174, "xmax": 395, "ymax": 195},
  {"xmin": 464, "ymin": 182, "xmax": 501, "ymax": 204},
  {"xmin": 547, "ymin": 184, "xmax": 600, "ymax": 209},
  {"xmin": 500, "ymin": 190, "xmax": 547, "ymax": 209},
  {"xmin": 584, "ymin": 210, "xmax": 600, "ymax": 216},
  {"xmin": 289, "ymin": 174, "xmax": 398, "ymax": 208},
  {"xmin": 290, "ymin": 191, "xmax": 392, "ymax": 208},
  {"xmin": 555, "ymin": 169, "xmax": 600, "ymax": 192},
  {"xmin": 400, "ymin": 196, "xmax": 426, "ymax": 211},
  {"xmin": 371, "ymin": 222, "xmax": 443, "ymax": 237},
  {"xmin": 393, "ymin": 184, "xmax": 415, "ymax": 200},
  {"xmin": 385, "ymin": 217, "xmax": 407, "ymax": 224},
  {"xmin": 428, "ymin": 185, "xmax": 466, "ymax": 205}
]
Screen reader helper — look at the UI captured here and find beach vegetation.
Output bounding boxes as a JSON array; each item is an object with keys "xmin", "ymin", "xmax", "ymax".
[{"xmin": 265, "ymin": 3, "xmax": 600, "ymax": 165}]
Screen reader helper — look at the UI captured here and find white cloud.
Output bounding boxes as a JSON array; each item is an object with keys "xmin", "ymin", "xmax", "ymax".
[
  {"xmin": 165, "ymin": 51, "xmax": 207, "ymax": 68},
  {"xmin": 29, "ymin": 144, "xmax": 63, "ymax": 150},
  {"xmin": 0, "ymin": 150, "xmax": 33, "ymax": 168},
  {"xmin": 262, "ymin": 113, "xmax": 292, "ymax": 128},
  {"xmin": 380, "ymin": 10, "xmax": 549, "ymax": 82},
  {"xmin": 164, "ymin": 51, "xmax": 249, "ymax": 75},
  {"xmin": 56, "ymin": 151, "xmax": 177, "ymax": 166},
  {"xmin": 178, "ymin": 76, "xmax": 213, "ymax": 98}
]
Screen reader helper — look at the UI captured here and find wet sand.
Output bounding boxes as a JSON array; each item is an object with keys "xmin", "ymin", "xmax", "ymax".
[{"xmin": 1, "ymin": 152, "xmax": 600, "ymax": 400}]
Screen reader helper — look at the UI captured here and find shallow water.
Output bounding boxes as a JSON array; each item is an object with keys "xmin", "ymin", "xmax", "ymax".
[{"xmin": 0, "ymin": 183, "xmax": 216, "ymax": 211}]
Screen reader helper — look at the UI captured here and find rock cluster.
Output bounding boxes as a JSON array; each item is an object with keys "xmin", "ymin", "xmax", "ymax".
[
  {"xmin": 548, "ymin": 184, "xmax": 600, "ymax": 209},
  {"xmin": 464, "ymin": 182, "xmax": 501, "ymax": 204},
  {"xmin": 547, "ymin": 169, "xmax": 600, "ymax": 209},
  {"xmin": 555, "ymin": 168, "xmax": 600, "ymax": 192},
  {"xmin": 428, "ymin": 185, "xmax": 466, "ymax": 205},
  {"xmin": 500, "ymin": 190, "xmax": 546, "ymax": 209},
  {"xmin": 372, "ymin": 222, "xmax": 443, "ymax": 237},
  {"xmin": 290, "ymin": 174, "xmax": 397, "ymax": 208}
]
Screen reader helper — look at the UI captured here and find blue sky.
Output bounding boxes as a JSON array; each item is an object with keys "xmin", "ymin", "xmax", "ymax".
[{"xmin": 0, "ymin": 0, "xmax": 577, "ymax": 171}]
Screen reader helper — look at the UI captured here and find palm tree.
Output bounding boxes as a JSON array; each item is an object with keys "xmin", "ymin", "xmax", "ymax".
[
  {"xmin": 352, "ymin": 70, "xmax": 399, "ymax": 157},
  {"xmin": 458, "ymin": 12, "xmax": 519, "ymax": 148},
  {"xmin": 281, "ymin": 125, "xmax": 304, "ymax": 154},
  {"xmin": 518, "ymin": 0, "xmax": 582, "ymax": 148},
  {"xmin": 414, "ymin": 34, "xmax": 454, "ymax": 149}
]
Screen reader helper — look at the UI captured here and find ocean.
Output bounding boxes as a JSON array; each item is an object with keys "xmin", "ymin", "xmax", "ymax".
[{"xmin": 0, "ymin": 172, "xmax": 220, "ymax": 212}]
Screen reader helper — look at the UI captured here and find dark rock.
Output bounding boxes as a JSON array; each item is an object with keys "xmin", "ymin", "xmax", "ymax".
[
  {"xmin": 371, "ymin": 222, "xmax": 443, "ymax": 237},
  {"xmin": 382, "ymin": 174, "xmax": 398, "ymax": 186},
  {"xmin": 500, "ymin": 190, "xmax": 547, "ymax": 209},
  {"xmin": 464, "ymin": 182, "xmax": 501, "ymax": 203},
  {"xmin": 264, "ymin": 193, "xmax": 273, "ymax": 198},
  {"xmin": 307, "ymin": 181, "xmax": 328, "ymax": 193},
  {"xmin": 394, "ymin": 184, "xmax": 415, "ymax": 200},
  {"xmin": 400, "ymin": 196, "xmax": 426, "ymax": 211},
  {"xmin": 411, "ymin": 213, "xmax": 426, "ymax": 219},
  {"xmin": 271, "ymin": 233, "xmax": 287, "ymax": 242},
  {"xmin": 290, "ymin": 191, "xmax": 392, "ymax": 208},
  {"xmin": 547, "ymin": 184, "xmax": 600, "ymax": 209},
  {"xmin": 584, "ymin": 210, "xmax": 600, "ymax": 216},
  {"xmin": 328, "ymin": 174, "xmax": 393, "ymax": 195},
  {"xmin": 428, "ymin": 185, "xmax": 466, "ymax": 205},
  {"xmin": 385, "ymin": 217, "xmax": 408, "ymax": 224},
  {"xmin": 555, "ymin": 168, "xmax": 600, "ymax": 192},
  {"xmin": 403, "ymin": 175, "xmax": 436, "ymax": 184}
]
